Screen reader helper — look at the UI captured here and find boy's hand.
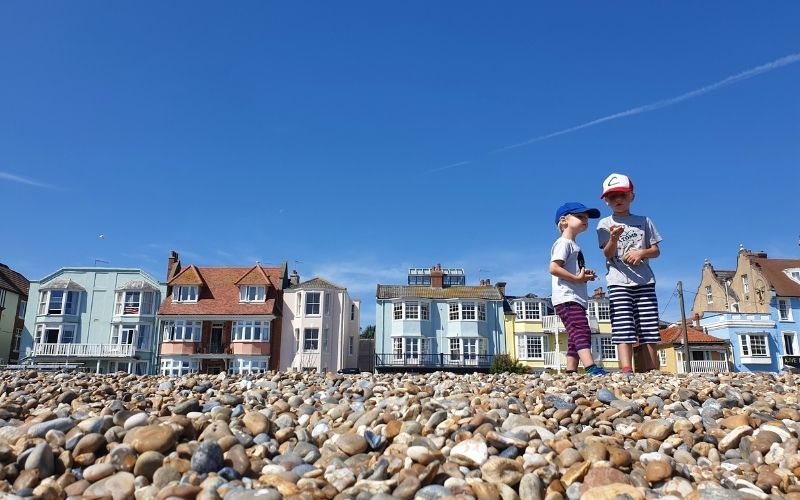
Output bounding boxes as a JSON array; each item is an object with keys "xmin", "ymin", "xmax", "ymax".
[
  {"xmin": 577, "ymin": 268, "xmax": 597, "ymax": 282},
  {"xmin": 609, "ymin": 225, "xmax": 624, "ymax": 241},
  {"xmin": 623, "ymin": 250, "xmax": 645, "ymax": 266}
]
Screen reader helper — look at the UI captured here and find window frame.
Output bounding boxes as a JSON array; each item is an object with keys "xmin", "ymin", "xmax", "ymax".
[
  {"xmin": 232, "ymin": 320, "xmax": 270, "ymax": 342},
  {"xmin": 392, "ymin": 301, "xmax": 431, "ymax": 321},
  {"xmin": 160, "ymin": 358, "xmax": 199, "ymax": 376},
  {"xmin": 303, "ymin": 328, "xmax": 320, "ymax": 352},
  {"xmin": 348, "ymin": 336, "xmax": 354, "ymax": 356},
  {"xmin": 305, "ymin": 292, "xmax": 321, "ymax": 316},
  {"xmin": 658, "ymin": 348, "xmax": 667, "ymax": 366},
  {"xmin": 740, "ymin": 333, "xmax": 770, "ymax": 363},
  {"xmin": 163, "ymin": 320, "xmax": 201, "ymax": 342},
  {"xmin": 39, "ymin": 290, "xmax": 80, "ymax": 315},
  {"xmin": 173, "ymin": 286, "xmax": 198, "ymax": 303},
  {"xmin": 705, "ymin": 285, "xmax": 713, "ymax": 304},
  {"xmin": 18, "ymin": 299, "xmax": 27, "ymax": 319},
  {"xmin": 783, "ymin": 331, "xmax": 797, "ymax": 356},
  {"xmin": 778, "ymin": 298, "xmax": 793, "ymax": 321},
  {"xmin": 34, "ymin": 323, "xmax": 78, "ymax": 344},
  {"xmin": 239, "ymin": 285, "xmax": 266, "ymax": 303},
  {"xmin": 228, "ymin": 357, "xmax": 269, "ymax": 374},
  {"xmin": 517, "ymin": 334, "xmax": 547, "ymax": 360}
]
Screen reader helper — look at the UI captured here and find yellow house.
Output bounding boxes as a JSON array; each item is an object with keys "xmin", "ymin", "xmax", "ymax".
[
  {"xmin": 649, "ymin": 323, "xmax": 731, "ymax": 374},
  {"xmin": 503, "ymin": 291, "xmax": 619, "ymax": 371}
]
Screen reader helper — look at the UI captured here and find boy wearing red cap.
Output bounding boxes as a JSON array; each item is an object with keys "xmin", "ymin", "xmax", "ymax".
[{"xmin": 597, "ymin": 173, "xmax": 662, "ymax": 374}]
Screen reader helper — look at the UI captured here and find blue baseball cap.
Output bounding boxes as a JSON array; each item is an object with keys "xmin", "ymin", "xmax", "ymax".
[{"xmin": 554, "ymin": 202, "xmax": 601, "ymax": 225}]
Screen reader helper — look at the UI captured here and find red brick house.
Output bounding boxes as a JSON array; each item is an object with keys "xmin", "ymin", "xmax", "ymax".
[{"xmin": 157, "ymin": 251, "xmax": 288, "ymax": 375}]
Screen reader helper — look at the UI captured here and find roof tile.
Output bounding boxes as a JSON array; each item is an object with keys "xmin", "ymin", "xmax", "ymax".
[{"xmin": 376, "ymin": 285, "xmax": 503, "ymax": 300}]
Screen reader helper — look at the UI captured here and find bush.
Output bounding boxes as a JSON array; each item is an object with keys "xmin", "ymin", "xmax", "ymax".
[{"xmin": 490, "ymin": 354, "xmax": 529, "ymax": 374}]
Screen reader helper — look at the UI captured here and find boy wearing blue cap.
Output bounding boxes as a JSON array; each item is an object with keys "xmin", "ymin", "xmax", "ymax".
[{"xmin": 550, "ymin": 202, "xmax": 608, "ymax": 376}]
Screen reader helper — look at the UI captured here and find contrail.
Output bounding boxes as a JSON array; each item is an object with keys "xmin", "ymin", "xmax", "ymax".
[
  {"xmin": 424, "ymin": 160, "xmax": 471, "ymax": 174},
  {"xmin": 493, "ymin": 52, "xmax": 800, "ymax": 153},
  {"xmin": 0, "ymin": 171, "xmax": 59, "ymax": 189}
]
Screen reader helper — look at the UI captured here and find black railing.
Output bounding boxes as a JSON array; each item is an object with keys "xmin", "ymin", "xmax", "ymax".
[{"xmin": 374, "ymin": 352, "xmax": 494, "ymax": 368}]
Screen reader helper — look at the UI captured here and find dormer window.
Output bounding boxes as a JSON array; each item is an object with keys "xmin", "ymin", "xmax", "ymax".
[
  {"xmin": 240, "ymin": 285, "xmax": 265, "ymax": 302},
  {"xmin": 38, "ymin": 290, "xmax": 80, "ymax": 315},
  {"xmin": 173, "ymin": 286, "xmax": 198, "ymax": 303},
  {"xmin": 784, "ymin": 268, "xmax": 800, "ymax": 284},
  {"xmin": 115, "ymin": 291, "xmax": 155, "ymax": 315}
]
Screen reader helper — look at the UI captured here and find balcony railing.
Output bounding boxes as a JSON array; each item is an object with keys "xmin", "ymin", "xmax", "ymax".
[
  {"xmin": 543, "ymin": 351, "xmax": 567, "ymax": 368},
  {"xmin": 196, "ymin": 343, "xmax": 230, "ymax": 354},
  {"xmin": 375, "ymin": 353, "xmax": 494, "ymax": 369},
  {"xmin": 676, "ymin": 360, "xmax": 731, "ymax": 373},
  {"xmin": 33, "ymin": 343, "xmax": 136, "ymax": 358}
]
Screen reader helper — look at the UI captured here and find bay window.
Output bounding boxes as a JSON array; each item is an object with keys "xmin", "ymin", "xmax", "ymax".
[
  {"xmin": 305, "ymin": 292, "xmax": 321, "ymax": 315},
  {"xmin": 115, "ymin": 291, "xmax": 155, "ymax": 315},
  {"xmin": 162, "ymin": 320, "xmax": 201, "ymax": 341},
  {"xmin": 233, "ymin": 320, "xmax": 270, "ymax": 341},
  {"xmin": 161, "ymin": 358, "xmax": 198, "ymax": 376},
  {"xmin": 34, "ymin": 324, "xmax": 77, "ymax": 344},
  {"xmin": 229, "ymin": 358, "xmax": 269, "ymax": 374},
  {"xmin": 448, "ymin": 302, "xmax": 486, "ymax": 321},
  {"xmin": 392, "ymin": 301, "xmax": 431, "ymax": 320},
  {"xmin": 39, "ymin": 290, "xmax": 80, "ymax": 315}
]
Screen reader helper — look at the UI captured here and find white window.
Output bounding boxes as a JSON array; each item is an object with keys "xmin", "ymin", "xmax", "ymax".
[
  {"xmin": 658, "ymin": 349, "xmax": 667, "ymax": 366},
  {"xmin": 595, "ymin": 301, "xmax": 610, "ymax": 321},
  {"xmin": 305, "ymin": 292, "xmax": 321, "ymax": 315},
  {"xmin": 322, "ymin": 328, "xmax": 329, "ymax": 352},
  {"xmin": 462, "ymin": 302, "xmax": 476, "ymax": 320},
  {"xmin": 294, "ymin": 328, "xmax": 300, "ymax": 351},
  {"xmin": 405, "ymin": 302, "xmax": 419, "ymax": 320},
  {"xmin": 449, "ymin": 303, "xmax": 459, "ymax": 320},
  {"xmin": 35, "ymin": 324, "xmax": 77, "ymax": 344},
  {"xmin": 787, "ymin": 269, "xmax": 800, "ymax": 284},
  {"xmin": 39, "ymin": 290, "xmax": 80, "ymax": 315},
  {"xmin": 303, "ymin": 328, "xmax": 319, "ymax": 351},
  {"xmin": 393, "ymin": 337, "xmax": 403, "ymax": 362},
  {"xmin": 233, "ymin": 320, "xmax": 270, "ymax": 341},
  {"xmin": 348, "ymin": 336, "xmax": 354, "ymax": 356},
  {"xmin": 111, "ymin": 324, "xmax": 137, "ymax": 345},
  {"xmin": 778, "ymin": 298, "xmax": 793, "ymax": 321},
  {"xmin": 393, "ymin": 303, "xmax": 403, "ymax": 320},
  {"xmin": 239, "ymin": 285, "xmax": 265, "ymax": 302},
  {"xmin": 421, "ymin": 303, "xmax": 429, "ymax": 320},
  {"xmin": 324, "ymin": 292, "xmax": 331, "ymax": 316},
  {"xmin": 705, "ymin": 286, "xmax": 713, "ymax": 304},
  {"xmin": 229, "ymin": 358, "xmax": 268, "ymax": 374},
  {"xmin": 449, "ymin": 338, "xmax": 461, "ymax": 362},
  {"xmin": 163, "ymin": 320, "xmax": 201, "ymax": 341},
  {"xmin": 351, "ymin": 304, "xmax": 355, "ymax": 320},
  {"xmin": 115, "ymin": 291, "xmax": 155, "ymax": 315},
  {"xmin": 740, "ymin": 334, "xmax": 769, "ymax": 358},
  {"xmin": 160, "ymin": 358, "xmax": 199, "ymax": 376},
  {"xmin": 18, "ymin": 300, "xmax": 27, "ymax": 319},
  {"xmin": 11, "ymin": 328, "xmax": 21, "ymax": 353},
  {"xmin": 173, "ymin": 286, "xmax": 198, "ymax": 303},
  {"xmin": 742, "ymin": 275, "xmax": 750, "ymax": 294},
  {"xmin": 478, "ymin": 303, "xmax": 486, "ymax": 321},
  {"xmin": 515, "ymin": 301, "xmax": 542, "ymax": 320},
  {"xmin": 517, "ymin": 335, "xmax": 547, "ymax": 360},
  {"xmin": 591, "ymin": 335, "xmax": 617, "ymax": 360},
  {"xmin": 137, "ymin": 325, "xmax": 151, "ymax": 351},
  {"xmin": 783, "ymin": 332, "xmax": 797, "ymax": 356}
]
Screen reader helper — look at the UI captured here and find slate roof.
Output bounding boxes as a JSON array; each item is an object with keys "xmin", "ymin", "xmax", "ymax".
[
  {"xmin": 292, "ymin": 277, "xmax": 346, "ymax": 290},
  {"xmin": 0, "ymin": 264, "xmax": 29, "ymax": 296},
  {"xmin": 40, "ymin": 278, "xmax": 86, "ymax": 291},
  {"xmin": 116, "ymin": 280, "xmax": 160, "ymax": 292},
  {"xmin": 159, "ymin": 266, "xmax": 284, "ymax": 316},
  {"xmin": 376, "ymin": 285, "xmax": 504, "ymax": 300},
  {"xmin": 751, "ymin": 257, "xmax": 800, "ymax": 297},
  {"xmin": 659, "ymin": 324, "xmax": 727, "ymax": 345}
]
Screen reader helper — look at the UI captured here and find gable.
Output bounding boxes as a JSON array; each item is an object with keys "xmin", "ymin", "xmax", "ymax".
[
  {"xmin": 234, "ymin": 266, "xmax": 273, "ymax": 286},
  {"xmin": 169, "ymin": 265, "xmax": 205, "ymax": 286}
]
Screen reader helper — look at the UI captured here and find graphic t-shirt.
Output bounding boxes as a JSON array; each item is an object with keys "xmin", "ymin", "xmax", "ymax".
[
  {"xmin": 551, "ymin": 237, "xmax": 589, "ymax": 307},
  {"xmin": 597, "ymin": 214, "xmax": 662, "ymax": 286}
]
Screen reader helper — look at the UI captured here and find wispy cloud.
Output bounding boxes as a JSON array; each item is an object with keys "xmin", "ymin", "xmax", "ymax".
[
  {"xmin": 426, "ymin": 52, "xmax": 800, "ymax": 173},
  {"xmin": 0, "ymin": 171, "xmax": 59, "ymax": 189},
  {"xmin": 493, "ymin": 52, "xmax": 800, "ymax": 152}
]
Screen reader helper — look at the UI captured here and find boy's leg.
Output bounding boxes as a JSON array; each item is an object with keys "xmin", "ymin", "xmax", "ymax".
[
  {"xmin": 556, "ymin": 304, "xmax": 579, "ymax": 371},
  {"xmin": 634, "ymin": 284, "xmax": 661, "ymax": 371},
  {"xmin": 609, "ymin": 285, "xmax": 637, "ymax": 371},
  {"xmin": 557, "ymin": 302, "xmax": 596, "ymax": 370}
]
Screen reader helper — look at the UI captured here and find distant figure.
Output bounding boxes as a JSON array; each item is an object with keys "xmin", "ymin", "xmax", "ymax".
[
  {"xmin": 597, "ymin": 173, "xmax": 662, "ymax": 374},
  {"xmin": 550, "ymin": 202, "xmax": 608, "ymax": 376}
]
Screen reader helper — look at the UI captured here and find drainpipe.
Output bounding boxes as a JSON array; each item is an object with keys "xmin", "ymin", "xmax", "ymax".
[{"xmin": 339, "ymin": 291, "xmax": 346, "ymax": 370}]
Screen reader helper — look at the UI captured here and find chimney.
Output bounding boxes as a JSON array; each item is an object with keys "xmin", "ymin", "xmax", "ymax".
[
  {"xmin": 755, "ymin": 251, "xmax": 768, "ymax": 258},
  {"xmin": 495, "ymin": 281, "xmax": 507, "ymax": 296},
  {"xmin": 479, "ymin": 279, "xmax": 485, "ymax": 286},
  {"xmin": 693, "ymin": 312, "xmax": 701, "ymax": 328},
  {"xmin": 167, "ymin": 251, "xmax": 181, "ymax": 282},
  {"xmin": 289, "ymin": 270, "xmax": 300, "ymax": 286},
  {"xmin": 485, "ymin": 278, "xmax": 491, "ymax": 286},
  {"xmin": 431, "ymin": 264, "xmax": 444, "ymax": 288},
  {"xmin": 592, "ymin": 287, "xmax": 605, "ymax": 299}
]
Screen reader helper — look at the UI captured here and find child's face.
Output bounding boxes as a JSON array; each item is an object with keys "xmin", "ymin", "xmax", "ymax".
[
  {"xmin": 603, "ymin": 191, "xmax": 634, "ymax": 214},
  {"xmin": 564, "ymin": 213, "xmax": 590, "ymax": 233}
]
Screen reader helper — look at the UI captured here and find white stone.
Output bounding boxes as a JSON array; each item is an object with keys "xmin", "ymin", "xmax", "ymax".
[{"xmin": 450, "ymin": 437, "xmax": 489, "ymax": 467}]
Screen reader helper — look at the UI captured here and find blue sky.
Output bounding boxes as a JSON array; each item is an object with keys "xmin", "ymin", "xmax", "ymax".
[{"xmin": 2, "ymin": 2, "xmax": 799, "ymax": 328}]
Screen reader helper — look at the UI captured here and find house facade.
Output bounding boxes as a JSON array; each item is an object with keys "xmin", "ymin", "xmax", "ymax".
[
  {"xmin": 695, "ymin": 247, "xmax": 800, "ymax": 372},
  {"xmin": 503, "ymin": 289, "xmax": 619, "ymax": 371},
  {"xmin": 279, "ymin": 272, "xmax": 361, "ymax": 373},
  {"xmin": 375, "ymin": 265, "xmax": 505, "ymax": 373},
  {"xmin": 20, "ymin": 267, "xmax": 165, "ymax": 374},
  {"xmin": 157, "ymin": 252, "xmax": 288, "ymax": 376},
  {"xmin": 651, "ymin": 323, "xmax": 731, "ymax": 374},
  {"xmin": 0, "ymin": 263, "xmax": 29, "ymax": 364}
]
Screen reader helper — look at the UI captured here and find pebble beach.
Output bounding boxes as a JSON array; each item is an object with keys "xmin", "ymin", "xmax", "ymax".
[{"xmin": 0, "ymin": 369, "xmax": 798, "ymax": 500}]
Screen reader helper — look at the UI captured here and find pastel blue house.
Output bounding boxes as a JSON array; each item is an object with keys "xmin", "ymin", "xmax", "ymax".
[
  {"xmin": 694, "ymin": 248, "xmax": 800, "ymax": 372},
  {"xmin": 21, "ymin": 267, "xmax": 166, "ymax": 374},
  {"xmin": 375, "ymin": 265, "xmax": 505, "ymax": 372}
]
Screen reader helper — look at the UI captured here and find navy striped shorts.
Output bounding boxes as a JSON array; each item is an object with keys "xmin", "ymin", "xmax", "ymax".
[
  {"xmin": 608, "ymin": 284, "xmax": 661, "ymax": 345},
  {"xmin": 555, "ymin": 302, "xmax": 592, "ymax": 358}
]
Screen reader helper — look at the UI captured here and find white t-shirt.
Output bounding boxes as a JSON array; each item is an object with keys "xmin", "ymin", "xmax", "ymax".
[
  {"xmin": 597, "ymin": 214, "xmax": 662, "ymax": 286},
  {"xmin": 550, "ymin": 237, "xmax": 589, "ymax": 308}
]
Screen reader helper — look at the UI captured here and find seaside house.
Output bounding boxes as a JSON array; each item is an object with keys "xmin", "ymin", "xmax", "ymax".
[
  {"xmin": 20, "ymin": 267, "xmax": 165, "ymax": 373},
  {"xmin": 694, "ymin": 247, "xmax": 800, "ymax": 372},
  {"xmin": 504, "ymin": 288, "xmax": 618, "ymax": 371},
  {"xmin": 650, "ymin": 323, "xmax": 731, "ymax": 374},
  {"xmin": 279, "ymin": 271, "xmax": 361, "ymax": 373},
  {"xmin": 0, "ymin": 263, "xmax": 29, "ymax": 364},
  {"xmin": 374, "ymin": 265, "xmax": 505, "ymax": 373},
  {"xmin": 157, "ymin": 251, "xmax": 288, "ymax": 376}
]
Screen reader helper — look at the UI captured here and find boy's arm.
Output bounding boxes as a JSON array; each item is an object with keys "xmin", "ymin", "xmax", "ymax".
[
  {"xmin": 550, "ymin": 260, "xmax": 592, "ymax": 283},
  {"xmin": 622, "ymin": 243, "xmax": 660, "ymax": 265}
]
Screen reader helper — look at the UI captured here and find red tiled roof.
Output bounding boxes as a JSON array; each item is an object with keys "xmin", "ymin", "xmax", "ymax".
[
  {"xmin": 0, "ymin": 264, "xmax": 29, "ymax": 296},
  {"xmin": 234, "ymin": 266, "xmax": 273, "ymax": 286},
  {"xmin": 159, "ymin": 266, "xmax": 284, "ymax": 316},
  {"xmin": 660, "ymin": 324, "xmax": 727, "ymax": 345},
  {"xmin": 169, "ymin": 265, "xmax": 205, "ymax": 286},
  {"xmin": 751, "ymin": 257, "xmax": 800, "ymax": 297}
]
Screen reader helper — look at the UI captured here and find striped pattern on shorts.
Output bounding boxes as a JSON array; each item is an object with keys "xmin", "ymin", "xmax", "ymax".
[
  {"xmin": 555, "ymin": 302, "xmax": 592, "ymax": 358},
  {"xmin": 608, "ymin": 284, "xmax": 660, "ymax": 345}
]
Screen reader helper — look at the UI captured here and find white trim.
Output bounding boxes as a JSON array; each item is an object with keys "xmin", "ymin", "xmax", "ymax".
[
  {"xmin": 777, "ymin": 298, "xmax": 793, "ymax": 322},
  {"xmin": 704, "ymin": 318, "xmax": 775, "ymax": 330},
  {"xmin": 173, "ymin": 286, "xmax": 198, "ymax": 303},
  {"xmin": 739, "ymin": 333, "xmax": 770, "ymax": 364},
  {"xmin": 232, "ymin": 320, "xmax": 270, "ymax": 342},
  {"xmin": 239, "ymin": 285, "xmax": 266, "ymax": 303},
  {"xmin": 38, "ymin": 290, "xmax": 81, "ymax": 316},
  {"xmin": 782, "ymin": 330, "xmax": 798, "ymax": 356},
  {"xmin": 516, "ymin": 334, "xmax": 548, "ymax": 360}
]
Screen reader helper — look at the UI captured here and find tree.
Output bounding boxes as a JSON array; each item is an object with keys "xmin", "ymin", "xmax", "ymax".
[{"xmin": 361, "ymin": 325, "xmax": 375, "ymax": 339}]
